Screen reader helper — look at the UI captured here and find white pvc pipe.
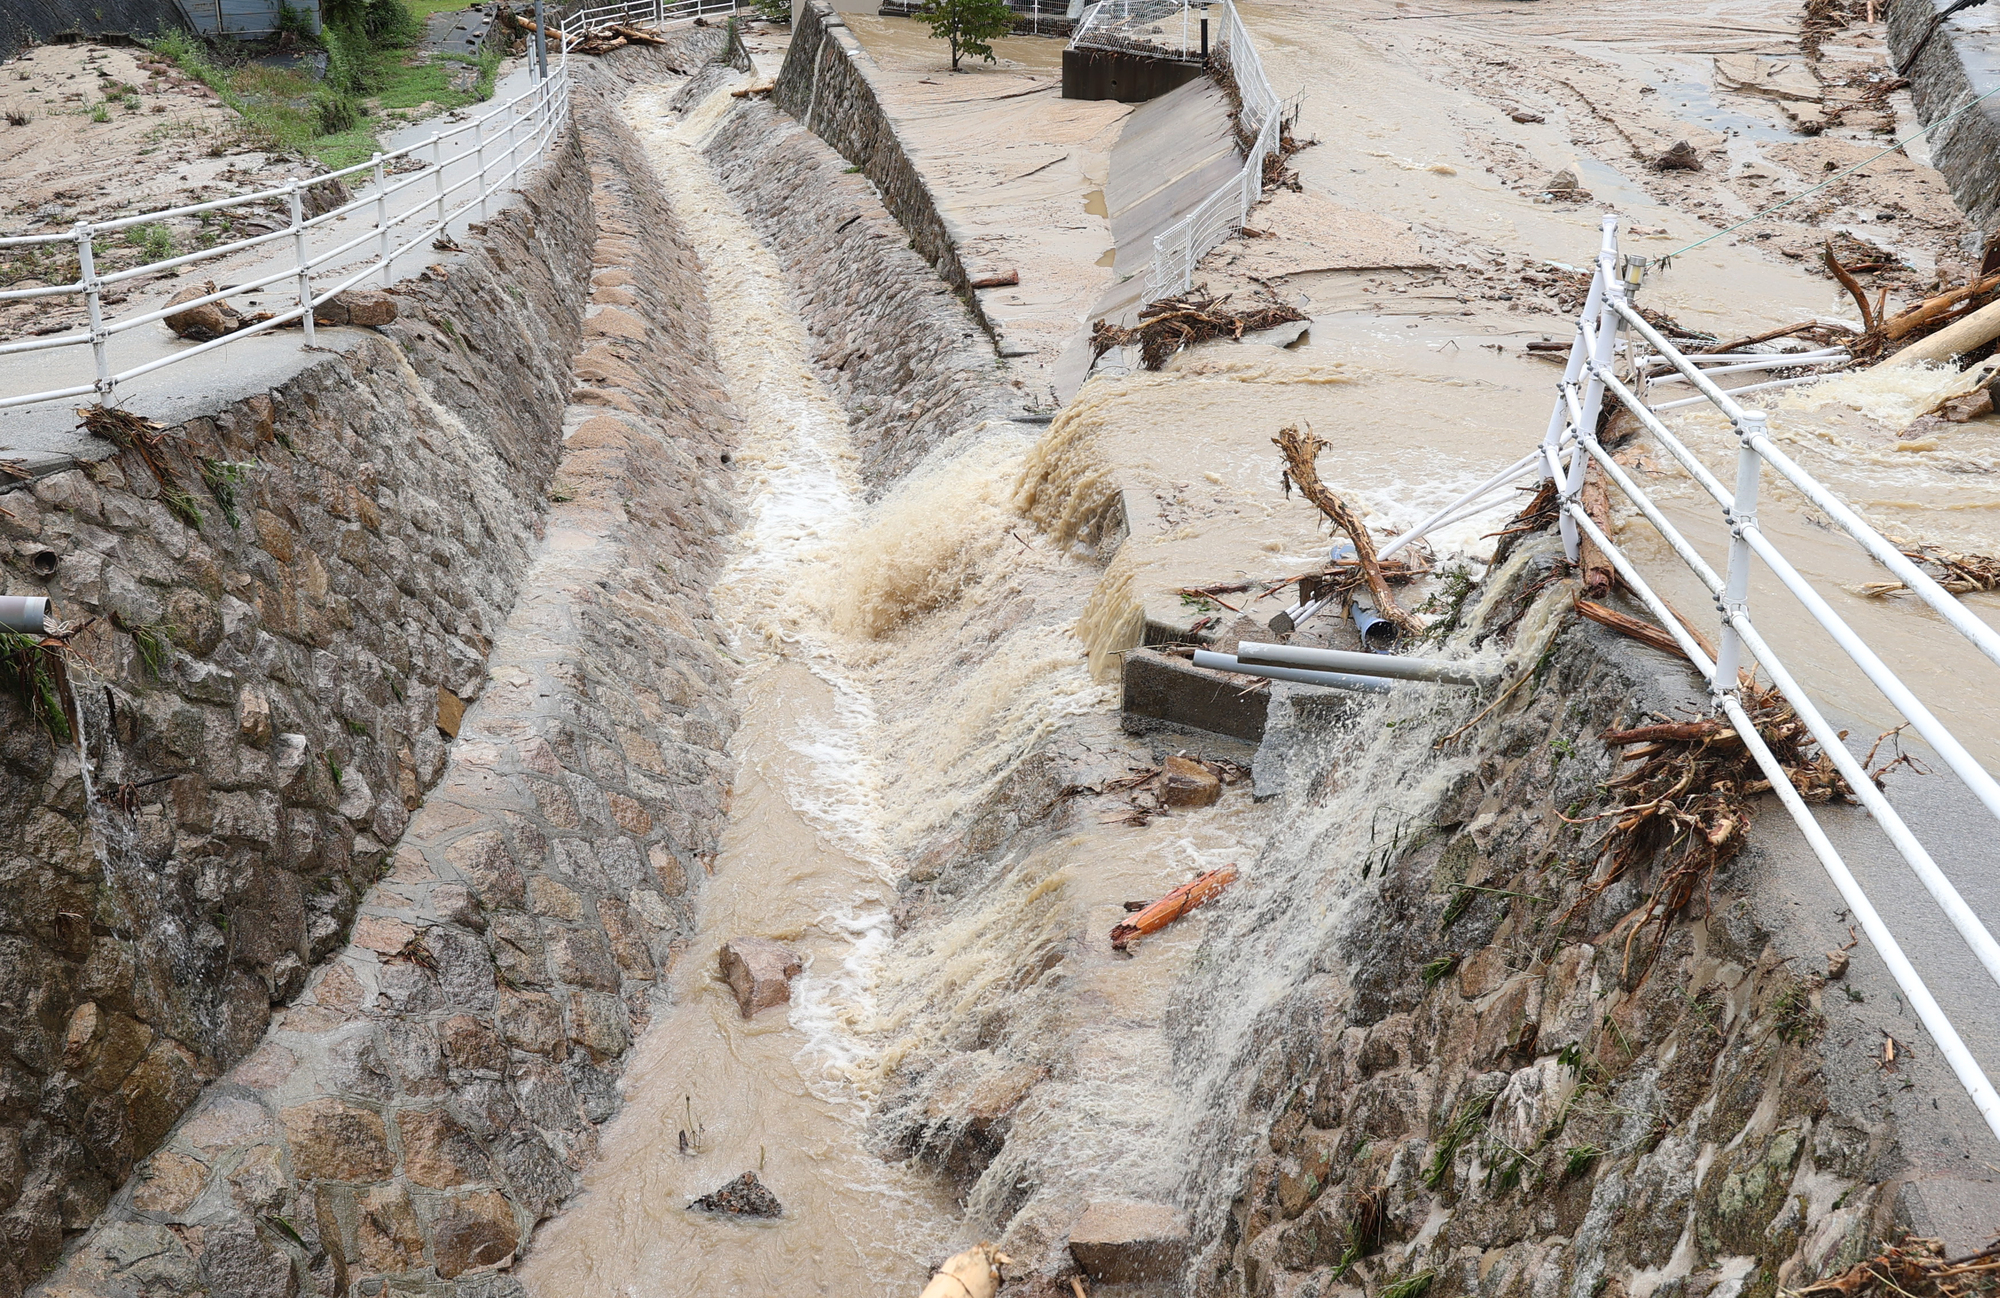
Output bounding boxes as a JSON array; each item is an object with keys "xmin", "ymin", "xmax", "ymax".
[
  {"xmin": 1191, "ymin": 650, "xmax": 1392, "ymax": 692},
  {"xmin": 1237, "ymin": 640, "xmax": 1498, "ymax": 687},
  {"xmin": 0, "ymin": 596, "xmax": 48, "ymax": 633}
]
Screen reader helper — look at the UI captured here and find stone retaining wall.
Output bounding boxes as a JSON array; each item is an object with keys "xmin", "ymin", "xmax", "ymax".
[
  {"xmin": 770, "ymin": 0, "xmax": 998, "ymax": 341},
  {"xmin": 1889, "ymin": 0, "xmax": 2000, "ymax": 235},
  {"xmin": 704, "ymin": 95, "xmax": 1008, "ymax": 486},
  {"xmin": 0, "ymin": 129, "xmax": 590, "ymax": 1298},
  {"xmin": 1188, "ymin": 545, "xmax": 1980, "ymax": 1298},
  {"xmin": 7, "ymin": 41, "xmax": 741, "ymax": 1298}
]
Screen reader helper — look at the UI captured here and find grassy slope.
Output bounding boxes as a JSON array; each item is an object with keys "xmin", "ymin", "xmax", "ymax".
[{"xmin": 150, "ymin": 4, "xmax": 500, "ymax": 172}]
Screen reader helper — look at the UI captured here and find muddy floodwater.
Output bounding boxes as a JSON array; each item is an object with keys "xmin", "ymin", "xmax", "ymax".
[{"xmin": 523, "ymin": 0, "xmax": 2000, "ymax": 1290}]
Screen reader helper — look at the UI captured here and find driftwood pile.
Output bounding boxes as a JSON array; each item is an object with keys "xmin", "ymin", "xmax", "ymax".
[
  {"xmin": 1090, "ymin": 295, "xmax": 1308, "ymax": 370},
  {"xmin": 498, "ymin": 6, "xmax": 679, "ymax": 56},
  {"xmin": 1860, "ymin": 543, "xmax": 2000, "ymax": 597}
]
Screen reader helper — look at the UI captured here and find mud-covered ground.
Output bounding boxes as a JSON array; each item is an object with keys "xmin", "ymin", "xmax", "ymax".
[{"xmin": 1203, "ymin": 0, "xmax": 1975, "ymax": 336}]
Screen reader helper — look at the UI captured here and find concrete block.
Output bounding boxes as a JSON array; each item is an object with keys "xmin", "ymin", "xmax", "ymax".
[
  {"xmin": 1122, "ymin": 647, "xmax": 1266, "ymax": 742},
  {"xmin": 1068, "ymin": 1200, "xmax": 1189, "ymax": 1282}
]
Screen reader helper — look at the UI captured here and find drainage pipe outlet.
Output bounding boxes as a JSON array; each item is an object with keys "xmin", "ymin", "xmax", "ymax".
[
  {"xmin": 0, "ymin": 596, "xmax": 49, "ymax": 634},
  {"xmin": 1191, "ymin": 649, "xmax": 1394, "ymax": 692},
  {"xmin": 1235, "ymin": 640, "xmax": 1498, "ymax": 687}
]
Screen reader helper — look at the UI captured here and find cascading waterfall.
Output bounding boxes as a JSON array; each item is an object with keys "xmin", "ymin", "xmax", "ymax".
[{"xmin": 1161, "ymin": 542, "xmax": 1577, "ymax": 1276}]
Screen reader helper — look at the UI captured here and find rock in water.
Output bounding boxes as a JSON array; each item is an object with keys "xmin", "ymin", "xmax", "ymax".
[
  {"xmin": 1160, "ymin": 755, "xmax": 1221, "ymax": 808},
  {"xmin": 688, "ymin": 1170, "xmax": 783, "ymax": 1218},
  {"xmin": 719, "ymin": 937, "xmax": 801, "ymax": 1018},
  {"xmin": 1069, "ymin": 1200, "xmax": 1189, "ymax": 1282}
]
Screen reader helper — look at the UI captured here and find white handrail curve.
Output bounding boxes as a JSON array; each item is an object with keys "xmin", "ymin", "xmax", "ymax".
[{"xmin": 0, "ymin": 0, "xmax": 734, "ymax": 414}]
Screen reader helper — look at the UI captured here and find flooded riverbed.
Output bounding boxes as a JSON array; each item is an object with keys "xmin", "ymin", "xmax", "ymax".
[{"xmin": 525, "ymin": 0, "xmax": 2000, "ymax": 1290}]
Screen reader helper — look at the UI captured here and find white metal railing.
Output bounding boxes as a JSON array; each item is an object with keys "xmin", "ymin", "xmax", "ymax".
[
  {"xmin": 0, "ymin": 0, "xmax": 738, "ymax": 414},
  {"xmin": 1069, "ymin": 0, "xmax": 1203, "ymax": 59},
  {"xmin": 1140, "ymin": 0, "xmax": 1280, "ymax": 300},
  {"xmin": 1389, "ymin": 214, "xmax": 2000, "ymax": 1147}
]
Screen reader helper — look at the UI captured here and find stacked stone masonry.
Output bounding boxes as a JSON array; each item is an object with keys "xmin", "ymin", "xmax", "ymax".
[
  {"xmin": 704, "ymin": 97, "xmax": 1004, "ymax": 487},
  {"xmin": 0, "ymin": 132, "xmax": 590, "ymax": 1298},
  {"xmin": 8, "ymin": 41, "xmax": 741, "ymax": 1298},
  {"xmin": 1889, "ymin": 0, "xmax": 2000, "ymax": 235},
  {"xmin": 771, "ymin": 0, "xmax": 998, "ymax": 343},
  {"xmin": 1200, "ymin": 548, "xmax": 1980, "ymax": 1298}
]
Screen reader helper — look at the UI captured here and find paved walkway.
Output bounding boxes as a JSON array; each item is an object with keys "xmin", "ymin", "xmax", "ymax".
[{"xmin": 0, "ymin": 60, "xmax": 549, "ymax": 475}]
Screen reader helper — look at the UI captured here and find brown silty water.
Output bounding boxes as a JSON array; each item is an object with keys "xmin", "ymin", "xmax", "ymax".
[{"xmin": 521, "ymin": 0, "xmax": 2000, "ymax": 1290}]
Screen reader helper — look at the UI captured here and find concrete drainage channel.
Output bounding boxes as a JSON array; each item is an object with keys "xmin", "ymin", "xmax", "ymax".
[{"xmin": 3, "ymin": 15, "xmax": 1999, "ymax": 1298}]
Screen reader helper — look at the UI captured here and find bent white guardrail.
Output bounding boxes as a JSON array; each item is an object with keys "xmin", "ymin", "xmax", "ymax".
[
  {"xmin": 0, "ymin": 0, "xmax": 739, "ymax": 414},
  {"xmin": 1388, "ymin": 214, "xmax": 2000, "ymax": 1148}
]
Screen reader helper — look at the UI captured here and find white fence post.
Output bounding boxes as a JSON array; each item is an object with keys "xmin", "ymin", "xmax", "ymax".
[
  {"xmin": 77, "ymin": 225, "xmax": 112, "ymax": 406},
  {"xmin": 290, "ymin": 182, "xmax": 315, "ymax": 345},
  {"xmin": 374, "ymin": 152, "xmax": 391, "ymax": 286},
  {"xmin": 1714, "ymin": 411, "xmax": 1765, "ymax": 694},
  {"xmin": 476, "ymin": 116, "xmax": 489, "ymax": 221},
  {"xmin": 433, "ymin": 132, "xmax": 447, "ymax": 229}
]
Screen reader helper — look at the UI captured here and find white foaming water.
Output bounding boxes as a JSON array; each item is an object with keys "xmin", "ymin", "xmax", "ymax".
[
  {"xmin": 526, "ymin": 82, "xmax": 1138, "ymax": 1297},
  {"xmin": 1165, "ymin": 551, "xmax": 1577, "ymax": 1274}
]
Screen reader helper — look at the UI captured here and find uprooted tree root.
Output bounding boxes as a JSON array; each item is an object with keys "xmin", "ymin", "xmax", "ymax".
[
  {"xmin": 1561, "ymin": 677, "xmax": 1850, "ymax": 979},
  {"xmin": 1791, "ymin": 1235, "xmax": 2000, "ymax": 1298},
  {"xmin": 1090, "ymin": 295, "xmax": 1308, "ymax": 371}
]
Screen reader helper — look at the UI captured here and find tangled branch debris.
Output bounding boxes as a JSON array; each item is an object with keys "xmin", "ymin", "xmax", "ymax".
[
  {"xmin": 1859, "ymin": 543, "xmax": 2000, "ymax": 596},
  {"xmin": 1273, "ymin": 424, "xmax": 1423, "ymax": 636},
  {"xmin": 1090, "ymin": 295, "xmax": 1307, "ymax": 370},
  {"xmin": 1792, "ymin": 1235, "xmax": 2000, "ymax": 1298},
  {"xmin": 501, "ymin": 6, "xmax": 679, "ymax": 57},
  {"xmin": 1074, "ymin": 756, "xmax": 1248, "ymax": 826},
  {"xmin": 1565, "ymin": 673, "xmax": 1849, "ymax": 977},
  {"xmin": 76, "ymin": 406, "xmax": 204, "ymax": 528}
]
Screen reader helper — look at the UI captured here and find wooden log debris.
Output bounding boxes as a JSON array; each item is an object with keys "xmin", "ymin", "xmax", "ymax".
[
  {"xmin": 1110, "ymin": 866, "xmax": 1238, "ymax": 952},
  {"xmin": 1273, "ymin": 424, "xmax": 1423, "ymax": 637},
  {"xmin": 1091, "ymin": 294, "xmax": 1308, "ymax": 370}
]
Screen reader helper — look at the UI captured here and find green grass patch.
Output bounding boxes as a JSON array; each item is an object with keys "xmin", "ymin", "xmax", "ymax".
[{"xmin": 147, "ymin": 0, "xmax": 497, "ymax": 170}]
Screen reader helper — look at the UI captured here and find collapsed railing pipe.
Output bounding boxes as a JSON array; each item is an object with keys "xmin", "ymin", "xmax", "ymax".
[
  {"xmin": 1236, "ymin": 640, "xmax": 1498, "ymax": 687},
  {"xmin": 1191, "ymin": 650, "xmax": 1392, "ymax": 693},
  {"xmin": 0, "ymin": 596, "xmax": 48, "ymax": 634}
]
